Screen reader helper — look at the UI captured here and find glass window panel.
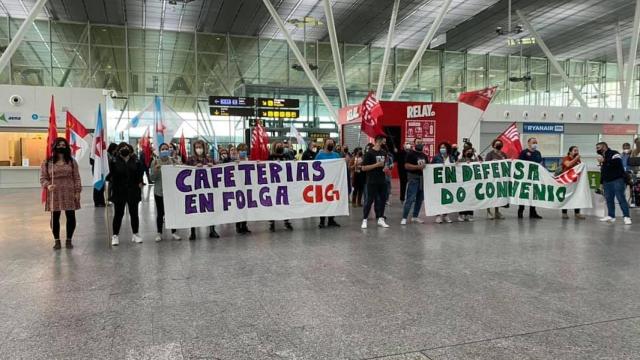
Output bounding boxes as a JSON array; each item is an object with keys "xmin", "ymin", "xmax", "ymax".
[
  {"xmin": 128, "ymin": 48, "xmax": 160, "ymax": 73},
  {"xmin": 13, "ymin": 41, "xmax": 51, "ymax": 67},
  {"xmin": 0, "ymin": 17, "xmax": 8, "ymax": 39},
  {"xmin": 10, "ymin": 19, "xmax": 49, "ymax": 42},
  {"xmin": 91, "ymin": 25, "xmax": 125, "ymax": 46},
  {"xmin": 164, "ymin": 73, "xmax": 195, "ymax": 96},
  {"xmin": 563, "ymin": 134, "xmax": 599, "ymax": 157},
  {"xmin": 91, "ymin": 71, "xmax": 127, "ymax": 93},
  {"xmin": 316, "ymin": 60, "xmax": 335, "ymax": 86},
  {"xmin": 260, "ymin": 56, "xmax": 288, "ymax": 86},
  {"xmin": 344, "ymin": 44, "xmax": 368, "ymax": 63},
  {"xmin": 12, "ymin": 66, "xmax": 51, "ymax": 86},
  {"xmin": 197, "ymin": 53, "xmax": 228, "ymax": 96},
  {"xmin": 197, "ymin": 33, "xmax": 227, "ymax": 54},
  {"xmin": 91, "ymin": 46, "xmax": 126, "ymax": 72},
  {"xmin": 52, "ymin": 43, "xmax": 89, "ymax": 69},
  {"xmin": 229, "ymin": 36, "xmax": 257, "ymax": 56},
  {"xmin": 53, "ymin": 68, "xmax": 90, "ymax": 88},
  {"xmin": 161, "ymin": 50, "xmax": 195, "ymax": 74},
  {"xmin": 51, "ymin": 22, "xmax": 88, "ymax": 43},
  {"xmin": 317, "ymin": 42, "xmax": 334, "ymax": 61},
  {"xmin": 161, "ymin": 31, "xmax": 195, "ymax": 51},
  {"xmin": 396, "ymin": 48, "xmax": 416, "ymax": 65},
  {"xmin": 260, "ymin": 39, "xmax": 287, "ymax": 58}
]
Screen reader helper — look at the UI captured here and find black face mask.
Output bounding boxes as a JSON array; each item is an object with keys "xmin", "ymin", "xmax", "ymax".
[
  {"xmin": 55, "ymin": 147, "xmax": 69, "ymax": 155},
  {"xmin": 495, "ymin": 144, "xmax": 503, "ymax": 150},
  {"xmin": 275, "ymin": 147, "xmax": 284, "ymax": 154},
  {"xmin": 414, "ymin": 144, "xmax": 424, "ymax": 152},
  {"xmin": 120, "ymin": 148, "xmax": 130, "ymax": 157},
  {"xmin": 465, "ymin": 152, "xmax": 474, "ymax": 158},
  {"xmin": 596, "ymin": 149, "xmax": 604, "ymax": 155},
  {"xmin": 327, "ymin": 144, "xmax": 335, "ymax": 152}
]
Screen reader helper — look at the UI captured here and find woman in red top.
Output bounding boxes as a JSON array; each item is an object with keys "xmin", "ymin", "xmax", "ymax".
[
  {"xmin": 561, "ymin": 146, "xmax": 586, "ymax": 220},
  {"xmin": 40, "ymin": 137, "xmax": 82, "ymax": 250}
]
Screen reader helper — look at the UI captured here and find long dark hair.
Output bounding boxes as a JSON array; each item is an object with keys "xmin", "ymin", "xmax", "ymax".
[
  {"xmin": 49, "ymin": 137, "xmax": 73, "ymax": 164},
  {"xmin": 438, "ymin": 141, "xmax": 452, "ymax": 156},
  {"xmin": 567, "ymin": 146, "xmax": 578, "ymax": 156}
]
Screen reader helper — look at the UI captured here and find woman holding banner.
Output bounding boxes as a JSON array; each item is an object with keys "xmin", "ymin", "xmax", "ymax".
[
  {"xmin": 431, "ymin": 142, "xmax": 456, "ymax": 224},
  {"xmin": 40, "ymin": 137, "xmax": 82, "ymax": 250},
  {"xmin": 350, "ymin": 148, "xmax": 366, "ymax": 207},
  {"xmin": 269, "ymin": 141, "xmax": 294, "ymax": 232},
  {"xmin": 561, "ymin": 146, "xmax": 586, "ymax": 220},
  {"xmin": 235, "ymin": 144, "xmax": 252, "ymax": 235},
  {"xmin": 150, "ymin": 143, "xmax": 182, "ymax": 242},
  {"xmin": 109, "ymin": 143, "xmax": 144, "ymax": 246},
  {"xmin": 484, "ymin": 139, "xmax": 508, "ymax": 220},
  {"xmin": 187, "ymin": 140, "xmax": 220, "ymax": 240},
  {"xmin": 456, "ymin": 148, "xmax": 479, "ymax": 221}
]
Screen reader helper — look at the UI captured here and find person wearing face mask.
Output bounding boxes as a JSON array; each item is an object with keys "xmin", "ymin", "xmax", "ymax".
[
  {"xmin": 269, "ymin": 141, "xmax": 294, "ymax": 232},
  {"xmin": 560, "ymin": 146, "xmax": 586, "ymax": 220},
  {"xmin": 597, "ymin": 142, "xmax": 632, "ymax": 225},
  {"xmin": 234, "ymin": 144, "xmax": 252, "ymax": 235},
  {"xmin": 228, "ymin": 146, "xmax": 239, "ymax": 162},
  {"xmin": 219, "ymin": 148, "xmax": 230, "ymax": 163},
  {"xmin": 282, "ymin": 140, "xmax": 295, "ymax": 160},
  {"xmin": 431, "ymin": 142, "xmax": 456, "ymax": 224},
  {"xmin": 187, "ymin": 140, "xmax": 220, "ymax": 240},
  {"xmin": 457, "ymin": 148, "xmax": 478, "ymax": 221},
  {"xmin": 621, "ymin": 143, "xmax": 632, "ymax": 172},
  {"xmin": 360, "ymin": 135, "xmax": 391, "ymax": 229},
  {"xmin": 350, "ymin": 148, "xmax": 366, "ymax": 207},
  {"xmin": 518, "ymin": 138, "xmax": 543, "ymax": 219},
  {"xmin": 40, "ymin": 138, "xmax": 82, "ymax": 250},
  {"xmin": 401, "ymin": 139, "xmax": 427, "ymax": 225},
  {"xmin": 108, "ymin": 142, "xmax": 145, "ymax": 246},
  {"xmin": 315, "ymin": 139, "xmax": 342, "ymax": 228},
  {"xmin": 397, "ymin": 143, "xmax": 409, "ymax": 203},
  {"xmin": 302, "ymin": 141, "xmax": 317, "ymax": 161},
  {"xmin": 150, "ymin": 143, "xmax": 182, "ymax": 242},
  {"xmin": 484, "ymin": 139, "xmax": 508, "ymax": 220},
  {"xmin": 451, "ymin": 144, "xmax": 460, "ymax": 162}
]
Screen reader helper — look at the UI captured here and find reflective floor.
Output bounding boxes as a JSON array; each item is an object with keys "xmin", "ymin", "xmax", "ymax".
[{"xmin": 1, "ymin": 186, "xmax": 640, "ymax": 359}]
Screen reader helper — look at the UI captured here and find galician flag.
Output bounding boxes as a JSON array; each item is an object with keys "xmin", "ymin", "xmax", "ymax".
[
  {"xmin": 91, "ymin": 105, "xmax": 109, "ymax": 191},
  {"xmin": 289, "ymin": 123, "xmax": 306, "ymax": 149}
]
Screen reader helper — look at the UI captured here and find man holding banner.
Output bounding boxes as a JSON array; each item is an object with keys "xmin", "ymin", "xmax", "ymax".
[
  {"xmin": 361, "ymin": 135, "xmax": 390, "ymax": 229},
  {"xmin": 401, "ymin": 139, "xmax": 427, "ymax": 225},
  {"xmin": 518, "ymin": 138, "xmax": 543, "ymax": 219}
]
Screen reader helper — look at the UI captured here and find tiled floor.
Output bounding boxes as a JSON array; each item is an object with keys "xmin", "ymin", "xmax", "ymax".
[{"xmin": 1, "ymin": 187, "xmax": 640, "ymax": 359}]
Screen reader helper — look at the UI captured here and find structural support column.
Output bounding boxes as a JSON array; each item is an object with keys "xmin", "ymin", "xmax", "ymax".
[
  {"xmin": 322, "ymin": 0, "xmax": 348, "ymax": 107},
  {"xmin": 376, "ymin": 0, "xmax": 400, "ymax": 99},
  {"xmin": 391, "ymin": 0, "xmax": 452, "ymax": 100},
  {"xmin": 517, "ymin": 10, "xmax": 588, "ymax": 108},
  {"xmin": 262, "ymin": 0, "xmax": 338, "ymax": 120},
  {"xmin": 0, "ymin": 0, "xmax": 49, "ymax": 75},
  {"xmin": 616, "ymin": 22, "xmax": 626, "ymax": 105},
  {"xmin": 623, "ymin": 0, "xmax": 640, "ymax": 109}
]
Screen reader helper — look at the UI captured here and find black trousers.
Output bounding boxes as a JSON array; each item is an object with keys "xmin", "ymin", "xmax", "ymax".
[
  {"xmin": 352, "ymin": 173, "xmax": 366, "ymax": 204},
  {"xmin": 93, "ymin": 187, "xmax": 105, "ymax": 206},
  {"xmin": 154, "ymin": 195, "xmax": 176, "ymax": 234},
  {"xmin": 52, "ymin": 210, "xmax": 76, "ymax": 240},
  {"xmin": 562, "ymin": 209, "xmax": 580, "ymax": 214},
  {"xmin": 363, "ymin": 182, "xmax": 386, "ymax": 219},
  {"xmin": 518, "ymin": 205, "xmax": 538, "ymax": 215},
  {"xmin": 113, "ymin": 198, "xmax": 140, "ymax": 235},
  {"xmin": 319, "ymin": 216, "xmax": 336, "ymax": 224},
  {"xmin": 399, "ymin": 171, "xmax": 408, "ymax": 202}
]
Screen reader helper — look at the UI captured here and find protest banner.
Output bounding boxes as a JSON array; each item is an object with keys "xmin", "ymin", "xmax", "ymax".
[
  {"xmin": 161, "ymin": 159, "xmax": 349, "ymax": 228},
  {"xmin": 424, "ymin": 160, "xmax": 592, "ymax": 216}
]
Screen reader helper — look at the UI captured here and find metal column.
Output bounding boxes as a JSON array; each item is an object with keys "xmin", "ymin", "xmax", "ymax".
[
  {"xmin": 623, "ymin": 0, "xmax": 640, "ymax": 109},
  {"xmin": 615, "ymin": 22, "xmax": 625, "ymax": 107},
  {"xmin": 0, "ymin": 0, "xmax": 50, "ymax": 75},
  {"xmin": 322, "ymin": 0, "xmax": 348, "ymax": 107},
  {"xmin": 376, "ymin": 0, "xmax": 400, "ymax": 99}
]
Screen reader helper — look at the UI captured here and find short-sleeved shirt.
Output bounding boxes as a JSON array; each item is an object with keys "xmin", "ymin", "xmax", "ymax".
[
  {"xmin": 561, "ymin": 155, "xmax": 580, "ymax": 172},
  {"xmin": 405, "ymin": 150, "xmax": 428, "ymax": 179},
  {"xmin": 362, "ymin": 148, "xmax": 387, "ymax": 184},
  {"xmin": 315, "ymin": 151, "xmax": 341, "ymax": 161}
]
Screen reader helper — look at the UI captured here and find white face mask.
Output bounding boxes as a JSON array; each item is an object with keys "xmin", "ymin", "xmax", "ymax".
[{"xmin": 195, "ymin": 148, "xmax": 204, "ymax": 155}]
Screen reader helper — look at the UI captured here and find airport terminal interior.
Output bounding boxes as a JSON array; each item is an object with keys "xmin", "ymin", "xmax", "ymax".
[{"xmin": 1, "ymin": 0, "xmax": 640, "ymax": 359}]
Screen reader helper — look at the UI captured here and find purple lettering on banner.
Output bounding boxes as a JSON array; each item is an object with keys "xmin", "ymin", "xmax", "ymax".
[
  {"xmin": 259, "ymin": 187, "xmax": 272, "ymax": 206},
  {"xmin": 224, "ymin": 165, "xmax": 236, "ymax": 187},
  {"xmin": 185, "ymin": 194, "xmax": 197, "ymax": 214},
  {"xmin": 235, "ymin": 190, "xmax": 246, "ymax": 209},
  {"xmin": 269, "ymin": 163, "xmax": 282, "ymax": 183},
  {"xmin": 246, "ymin": 189, "xmax": 258, "ymax": 208},
  {"xmin": 296, "ymin": 162, "xmax": 310, "ymax": 181},
  {"xmin": 194, "ymin": 169, "xmax": 210, "ymax": 190},
  {"xmin": 275, "ymin": 186, "xmax": 289, "ymax": 205},
  {"xmin": 222, "ymin": 192, "xmax": 234, "ymax": 211},
  {"xmin": 238, "ymin": 163, "xmax": 255, "ymax": 185},
  {"xmin": 176, "ymin": 169, "xmax": 193, "ymax": 192},
  {"xmin": 210, "ymin": 167, "xmax": 223, "ymax": 188},
  {"xmin": 199, "ymin": 193, "xmax": 214, "ymax": 213},
  {"xmin": 312, "ymin": 161, "xmax": 325, "ymax": 181},
  {"xmin": 285, "ymin": 162, "xmax": 294, "ymax": 182},
  {"xmin": 256, "ymin": 163, "xmax": 268, "ymax": 185}
]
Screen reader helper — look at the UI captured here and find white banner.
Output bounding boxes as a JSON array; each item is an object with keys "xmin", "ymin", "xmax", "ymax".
[
  {"xmin": 424, "ymin": 160, "xmax": 593, "ymax": 216},
  {"xmin": 161, "ymin": 159, "xmax": 349, "ymax": 228}
]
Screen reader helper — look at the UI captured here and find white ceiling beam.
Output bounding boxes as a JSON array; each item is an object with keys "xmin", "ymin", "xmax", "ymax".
[
  {"xmin": 0, "ymin": 0, "xmax": 48, "ymax": 76},
  {"xmin": 376, "ymin": 0, "xmax": 400, "ymax": 99},
  {"xmin": 623, "ymin": 0, "xmax": 640, "ymax": 109},
  {"xmin": 322, "ymin": 0, "xmax": 348, "ymax": 107}
]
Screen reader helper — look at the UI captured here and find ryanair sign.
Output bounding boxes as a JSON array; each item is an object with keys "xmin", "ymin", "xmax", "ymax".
[{"xmin": 523, "ymin": 123, "xmax": 564, "ymax": 134}]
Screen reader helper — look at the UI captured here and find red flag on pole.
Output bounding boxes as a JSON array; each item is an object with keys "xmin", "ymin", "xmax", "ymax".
[
  {"xmin": 458, "ymin": 86, "xmax": 498, "ymax": 111},
  {"xmin": 496, "ymin": 122, "xmax": 523, "ymax": 159},
  {"xmin": 250, "ymin": 120, "xmax": 270, "ymax": 161},
  {"xmin": 65, "ymin": 111, "xmax": 90, "ymax": 160},
  {"xmin": 360, "ymin": 92, "xmax": 385, "ymax": 138},
  {"xmin": 179, "ymin": 131, "xmax": 188, "ymax": 163},
  {"xmin": 42, "ymin": 96, "xmax": 58, "ymax": 203},
  {"xmin": 139, "ymin": 126, "xmax": 152, "ymax": 168}
]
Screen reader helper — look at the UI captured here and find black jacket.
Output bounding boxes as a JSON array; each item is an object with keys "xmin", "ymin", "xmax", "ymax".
[
  {"xmin": 108, "ymin": 155, "xmax": 144, "ymax": 202},
  {"xmin": 601, "ymin": 149, "xmax": 626, "ymax": 183},
  {"xmin": 301, "ymin": 149, "xmax": 316, "ymax": 161}
]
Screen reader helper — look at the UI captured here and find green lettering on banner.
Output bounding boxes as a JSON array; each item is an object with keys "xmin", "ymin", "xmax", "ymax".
[
  {"xmin": 442, "ymin": 188, "xmax": 454, "ymax": 204},
  {"xmin": 462, "ymin": 165, "xmax": 472, "ymax": 182},
  {"xmin": 547, "ymin": 185, "xmax": 555, "ymax": 201},
  {"xmin": 514, "ymin": 162, "xmax": 525, "ymax": 180},
  {"xmin": 486, "ymin": 182, "xmax": 495, "ymax": 198},
  {"xmin": 491, "ymin": 162, "xmax": 500, "ymax": 179},
  {"xmin": 445, "ymin": 166, "xmax": 457, "ymax": 183},
  {"xmin": 496, "ymin": 181, "xmax": 509, "ymax": 198},
  {"xmin": 434, "ymin": 167, "xmax": 443, "ymax": 184},
  {"xmin": 528, "ymin": 163, "xmax": 540, "ymax": 181},
  {"xmin": 473, "ymin": 164, "xmax": 482, "ymax": 180},
  {"xmin": 520, "ymin": 182, "xmax": 531, "ymax": 199},
  {"xmin": 482, "ymin": 163, "xmax": 491, "ymax": 179},
  {"xmin": 501, "ymin": 161, "xmax": 512, "ymax": 178},
  {"xmin": 456, "ymin": 188, "xmax": 466, "ymax": 202},
  {"xmin": 557, "ymin": 187, "xmax": 566, "ymax": 201},
  {"xmin": 475, "ymin": 183, "xmax": 484, "ymax": 200},
  {"xmin": 509, "ymin": 181, "xmax": 520, "ymax": 197},
  {"xmin": 532, "ymin": 183, "xmax": 545, "ymax": 200}
]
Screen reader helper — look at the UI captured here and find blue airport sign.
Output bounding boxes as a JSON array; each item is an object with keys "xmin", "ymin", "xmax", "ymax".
[{"xmin": 523, "ymin": 122, "xmax": 564, "ymax": 134}]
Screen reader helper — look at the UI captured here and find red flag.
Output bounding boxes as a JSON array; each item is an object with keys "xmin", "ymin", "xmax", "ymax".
[
  {"xmin": 42, "ymin": 96, "xmax": 58, "ymax": 203},
  {"xmin": 555, "ymin": 167, "xmax": 580, "ymax": 185},
  {"xmin": 140, "ymin": 126, "xmax": 152, "ymax": 168},
  {"xmin": 458, "ymin": 86, "xmax": 498, "ymax": 111},
  {"xmin": 65, "ymin": 112, "xmax": 90, "ymax": 159},
  {"xmin": 179, "ymin": 131, "xmax": 188, "ymax": 163},
  {"xmin": 360, "ymin": 92, "xmax": 385, "ymax": 138},
  {"xmin": 65, "ymin": 111, "xmax": 89, "ymax": 141},
  {"xmin": 496, "ymin": 122, "xmax": 522, "ymax": 159},
  {"xmin": 250, "ymin": 120, "xmax": 270, "ymax": 161}
]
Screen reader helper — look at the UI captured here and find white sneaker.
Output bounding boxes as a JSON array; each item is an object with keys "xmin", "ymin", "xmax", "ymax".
[
  {"xmin": 458, "ymin": 215, "xmax": 465, "ymax": 222},
  {"xmin": 435, "ymin": 215, "xmax": 443, "ymax": 224},
  {"xmin": 111, "ymin": 235, "xmax": 119, "ymax": 246},
  {"xmin": 132, "ymin": 234, "xmax": 143, "ymax": 243},
  {"xmin": 412, "ymin": 217, "xmax": 424, "ymax": 224},
  {"xmin": 600, "ymin": 216, "xmax": 615, "ymax": 223},
  {"xmin": 400, "ymin": 219, "xmax": 407, "ymax": 225},
  {"xmin": 155, "ymin": 234, "xmax": 162, "ymax": 242},
  {"xmin": 377, "ymin": 218, "xmax": 390, "ymax": 228},
  {"xmin": 624, "ymin": 217, "xmax": 632, "ymax": 225},
  {"xmin": 361, "ymin": 220, "xmax": 368, "ymax": 229},
  {"xmin": 443, "ymin": 215, "xmax": 453, "ymax": 223},
  {"xmin": 467, "ymin": 216, "xmax": 474, "ymax": 222},
  {"xmin": 172, "ymin": 233, "xmax": 182, "ymax": 241}
]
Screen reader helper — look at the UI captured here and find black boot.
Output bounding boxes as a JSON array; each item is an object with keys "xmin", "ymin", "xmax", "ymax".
[
  {"xmin": 65, "ymin": 240, "xmax": 73, "ymax": 249},
  {"xmin": 269, "ymin": 221, "xmax": 275, "ymax": 232},
  {"xmin": 242, "ymin": 223, "xmax": 251, "ymax": 234},
  {"xmin": 285, "ymin": 221, "xmax": 293, "ymax": 231},
  {"xmin": 53, "ymin": 240, "xmax": 61, "ymax": 250},
  {"xmin": 189, "ymin": 228, "xmax": 196, "ymax": 241},
  {"xmin": 318, "ymin": 218, "xmax": 325, "ymax": 228},
  {"xmin": 236, "ymin": 223, "xmax": 243, "ymax": 234},
  {"xmin": 530, "ymin": 211, "xmax": 542, "ymax": 219},
  {"xmin": 328, "ymin": 218, "xmax": 340, "ymax": 227},
  {"xmin": 517, "ymin": 206, "xmax": 524, "ymax": 219},
  {"xmin": 209, "ymin": 226, "xmax": 220, "ymax": 238}
]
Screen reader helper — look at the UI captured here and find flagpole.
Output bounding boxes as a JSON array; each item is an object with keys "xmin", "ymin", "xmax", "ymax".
[
  {"xmin": 478, "ymin": 120, "xmax": 516, "ymax": 156},
  {"xmin": 104, "ymin": 181, "xmax": 112, "ymax": 247},
  {"xmin": 465, "ymin": 88, "xmax": 501, "ymax": 155}
]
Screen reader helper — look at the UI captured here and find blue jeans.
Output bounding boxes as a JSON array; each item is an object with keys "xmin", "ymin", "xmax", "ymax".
[
  {"xmin": 402, "ymin": 177, "xmax": 424, "ymax": 219},
  {"xmin": 603, "ymin": 178, "xmax": 630, "ymax": 218}
]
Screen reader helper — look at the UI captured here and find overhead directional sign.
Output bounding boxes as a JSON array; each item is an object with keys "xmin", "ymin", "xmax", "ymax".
[
  {"xmin": 257, "ymin": 98, "xmax": 300, "ymax": 109},
  {"xmin": 211, "ymin": 107, "xmax": 255, "ymax": 117},
  {"xmin": 258, "ymin": 109, "xmax": 300, "ymax": 119},
  {"xmin": 209, "ymin": 96, "xmax": 255, "ymax": 107}
]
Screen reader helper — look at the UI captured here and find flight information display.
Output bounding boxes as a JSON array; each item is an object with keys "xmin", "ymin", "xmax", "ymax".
[
  {"xmin": 210, "ymin": 107, "xmax": 255, "ymax": 117},
  {"xmin": 209, "ymin": 96, "xmax": 255, "ymax": 107},
  {"xmin": 257, "ymin": 98, "xmax": 300, "ymax": 108},
  {"xmin": 258, "ymin": 109, "xmax": 300, "ymax": 119}
]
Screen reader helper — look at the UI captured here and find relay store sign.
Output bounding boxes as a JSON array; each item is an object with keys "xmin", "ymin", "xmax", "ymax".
[
  {"xmin": 423, "ymin": 160, "xmax": 592, "ymax": 216},
  {"xmin": 162, "ymin": 159, "xmax": 349, "ymax": 228},
  {"xmin": 523, "ymin": 123, "xmax": 564, "ymax": 133}
]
